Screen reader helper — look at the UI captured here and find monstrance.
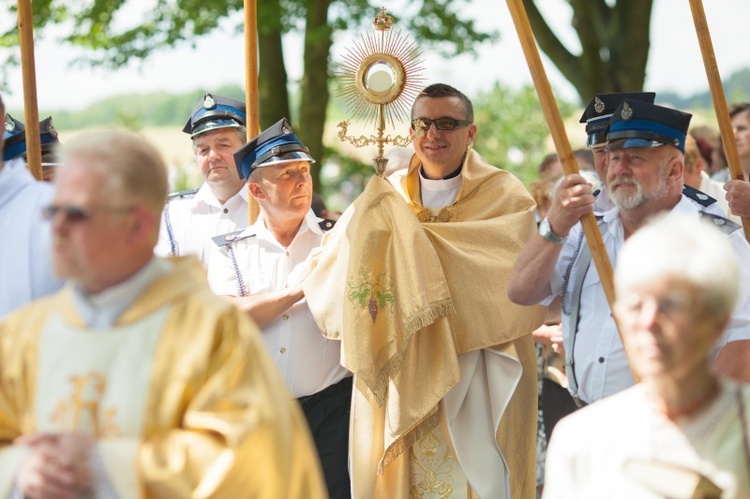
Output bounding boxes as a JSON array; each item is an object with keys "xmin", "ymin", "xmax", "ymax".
[{"xmin": 336, "ymin": 7, "xmax": 425, "ymax": 175}]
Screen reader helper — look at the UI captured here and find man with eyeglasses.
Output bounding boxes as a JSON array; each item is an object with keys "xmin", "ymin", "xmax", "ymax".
[
  {"xmin": 154, "ymin": 92, "xmax": 249, "ymax": 264},
  {"xmin": 0, "ymin": 129, "xmax": 326, "ymax": 497},
  {"xmin": 509, "ymin": 100, "xmax": 750, "ymax": 408},
  {"xmin": 0, "ymin": 95, "xmax": 62, "ymax": 318},
  {"xmin": 306, "ymin": 83, "xmax": 544, "ymax": 497}
]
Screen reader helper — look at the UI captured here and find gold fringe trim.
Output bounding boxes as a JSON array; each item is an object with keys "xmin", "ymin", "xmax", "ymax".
[
  {"xmin": 368, "ymin": 300, "xmax": 456, "ymax": 406},
  {"xmin": 377, "ymin": 408, "xmax": 441, "ymax": 475}
]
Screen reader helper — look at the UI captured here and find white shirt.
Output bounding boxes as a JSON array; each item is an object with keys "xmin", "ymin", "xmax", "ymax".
[
  {"xmin": 155, "ymin": 183, "xmax": 249, "ymax": 264},
  {"xmin": 0, "ymin": 159, "xmax": 63, "ymax": 318},
  {"xmin": 545, "ymin": 195, "xmax": 750, "ymax": 403},
  {"xmin": 699, "ymin": 171, "xmax": 740, "ymax": 224},
  {"xmin": 207, "ymin": 210, "xmax": 349, "ymax": 398},
  {"xmin": 418, "ymin": 168, "xmax": 462, "ymax": 212}
]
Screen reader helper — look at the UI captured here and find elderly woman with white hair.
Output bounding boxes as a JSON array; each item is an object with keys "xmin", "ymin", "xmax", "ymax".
[{"xmin": 543, "ymin": 214, "xmax": 750, "ymax": 498}]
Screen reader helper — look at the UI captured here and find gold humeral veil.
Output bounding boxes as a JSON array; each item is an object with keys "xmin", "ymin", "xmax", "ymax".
[{"xmin": 305, "ymin": 149, "xmax": 545, "ymax": 497}]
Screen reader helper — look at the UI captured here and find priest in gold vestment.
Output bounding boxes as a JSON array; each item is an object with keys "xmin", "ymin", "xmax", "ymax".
[
  {"xmin": 0, "ymin": 130, "xmax": 326, "ymax": 498},
  {"xmin": 305, "ymin": 84, "xmax": 544, "ymax": 497}
]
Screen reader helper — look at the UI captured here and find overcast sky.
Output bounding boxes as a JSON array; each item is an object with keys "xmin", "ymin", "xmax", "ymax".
[{"xmin": 3, "ymin": 0, "xmax": 749, "ymax": 113}]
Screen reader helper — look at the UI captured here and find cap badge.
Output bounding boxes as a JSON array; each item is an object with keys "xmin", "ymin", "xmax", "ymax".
[
  {"xmin": 203, "ymin": 93, "xmax": 217, "ymax": 110},
  {"xmin": 594, "ymin": 96, "xmax": 605, "ymax": 114},
  {"xmin": 621, "ymin": 102, "xmax": 633, "ymax": 120},
  {"xmin": 281, "ymin": 123, "xmax": 292, "ymax": 135},
  {"xmin": 47, "ymin": 121, "xmax": 58, "ymax": 138},
  {"xmin": 5, "ymin": 115, "xmax": 15, "ymax": 132}
]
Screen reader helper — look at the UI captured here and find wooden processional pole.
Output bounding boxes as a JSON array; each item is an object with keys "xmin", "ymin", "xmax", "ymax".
[
  {"xmin": 689, "ymin": 0, "xmax": 750, "ymax": 242},
  {"xmin": 16, "ymin": 0, "xmax": 42, "ymax": 180}
]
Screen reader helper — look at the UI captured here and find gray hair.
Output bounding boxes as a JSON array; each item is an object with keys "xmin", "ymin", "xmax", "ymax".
[{"xmin": 58, "ymin": 129, "xmax": 169, "ymax": 216}]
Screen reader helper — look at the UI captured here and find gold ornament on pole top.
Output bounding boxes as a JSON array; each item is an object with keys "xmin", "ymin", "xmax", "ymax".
[{"xmin": 336, "ymin": 7, "xmax": 425, "ymax": 175}]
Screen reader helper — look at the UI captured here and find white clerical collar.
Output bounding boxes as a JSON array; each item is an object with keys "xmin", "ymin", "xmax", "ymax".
[
  {"xmin": 72, "ymin": 257, "xmax": 172, "ymax": 329},
  {"xmin": 418, "ymin": 168, "xmax": 463, "ymax": 192}
]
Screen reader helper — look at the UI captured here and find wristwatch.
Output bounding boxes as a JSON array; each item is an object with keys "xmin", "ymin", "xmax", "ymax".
[{"xmin": 539, "ymin": 217, "xmax": 566, "ymax": 244}]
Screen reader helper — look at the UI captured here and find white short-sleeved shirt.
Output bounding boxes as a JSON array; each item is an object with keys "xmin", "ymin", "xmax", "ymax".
[
  {"xmin": 207, "ymin": 210, "xmax": 349, "ymax": 398},
  {"xmin": 545, "ymin": 195, "xmax": 750, "ymax": 403},
  {"xmin": 155, "ymin": 183, "xmax": 249, "ymax": 264},
  {"xmin": 0, "ymin": 159, "xmax": 63, "ymax": 318}
]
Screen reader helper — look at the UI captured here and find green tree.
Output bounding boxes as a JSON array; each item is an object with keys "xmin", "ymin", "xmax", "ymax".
[
  {"xmin": 473, "ymin": 83, "xmax": 574, "ymax": 185},
  {"xmin": 523, "ymin": 0, "xmax": 654, "ymax": 100}
]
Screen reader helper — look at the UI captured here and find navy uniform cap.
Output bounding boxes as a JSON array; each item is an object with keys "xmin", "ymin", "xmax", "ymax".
[
  {"xmin": 234, "ymin": 117, "xmax": 315, "ymax": 180},
  {"xmin": 607, "ymin": 100, "xmax": 692, "ymax": 153},
  {"xmin": 3, "ymin": 114, "xmax": 26, "ymax": 161},
  {"xmin": 183, "ymin": 92, "xmax": 247, "ymax": 138},
  {"xmin": 39, "ymin": 116, "xmax": 62, "ymax": 167},
  {"xmin": 3, "ymin": 115, "xmax": 61, "ymax": 162},
  {"xmin": 579, "ymin": 92, "xmax": 656, "ymax": 147}
]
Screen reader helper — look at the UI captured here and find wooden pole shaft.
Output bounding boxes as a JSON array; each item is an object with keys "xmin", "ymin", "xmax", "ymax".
[
  {"xmin": 244, "ymin": 0, "xmax": 260, "ymax": 223},
  {"xmin": 688, "ymin": 0, "xmax": 750, "ymax": 241},
  {"xmin": 16, "ymin": 0, "xmax": 42, "ymax": 180},
  {"xmin": 505, "ymin": 0, "xmax": 634, "ymax": 376},
  {"xmin": 244, "ymin": 0, "xmax": 260, "ymax": 138}
]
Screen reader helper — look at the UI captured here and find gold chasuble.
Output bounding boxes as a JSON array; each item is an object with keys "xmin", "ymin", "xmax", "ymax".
[
  {"xmin": 304, "ymin": 149, "xmax": 545, "ymax": 498},
  {"xmin": 0, "ymin": 257, "xmax": 326, "ymax": 498}
]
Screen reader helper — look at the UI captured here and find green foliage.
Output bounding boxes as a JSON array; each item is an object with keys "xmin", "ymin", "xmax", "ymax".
[{"xmin": 472, "ymin": 83, "xmax": 574, "ymax": 185}]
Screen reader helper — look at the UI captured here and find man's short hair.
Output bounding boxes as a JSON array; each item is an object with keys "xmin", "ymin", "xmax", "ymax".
[
  {"xmin": 59, "ymin": 129, "xmax": 169, "ymax": 215},
  {"xmin": 729, "ymin": 102, "xmax": 750, "ymax": 119},
  {"xmin": 615, "ymin": 214, "xmax": 740, "ymax": 319},
  {"xmin": 412, "ymin": 83, "xmax": 474, "ymax": 122}
]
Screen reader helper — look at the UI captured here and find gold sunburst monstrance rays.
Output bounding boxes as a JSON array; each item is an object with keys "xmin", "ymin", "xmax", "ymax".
[
  {"xmin": 336, "ymin": 8, "xmax": 425, "ymax": 174},
  {"xmin": 337, "ymin": 26, "xmax": 425, "ymax": 127}
]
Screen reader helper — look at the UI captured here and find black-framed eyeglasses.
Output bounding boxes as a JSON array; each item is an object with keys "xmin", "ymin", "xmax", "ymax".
[
  {"xmin": 411, "ymin": 117, "xmax": 472, "ymax": 133},
  {"xmin": 42, "ymin": 204, "xmax": 136, "ymax": 224}
]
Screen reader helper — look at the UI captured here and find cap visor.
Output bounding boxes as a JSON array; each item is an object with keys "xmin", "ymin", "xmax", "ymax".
[
  {"xmin": 192, "ymin": 119, "xmax": 242, "ymax": 138},
  {"xmin": 257, "ymin": 150, "xmax": 316, "ymax": 168},
  {"xmin": 607, "ymin": 138, "xmax": 667, "ymax": 150}
]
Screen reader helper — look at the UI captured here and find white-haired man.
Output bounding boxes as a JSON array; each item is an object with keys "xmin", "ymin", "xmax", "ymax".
[{"xmin": 0, "ymin": 129, "xmax": 326, "ymax": 498}]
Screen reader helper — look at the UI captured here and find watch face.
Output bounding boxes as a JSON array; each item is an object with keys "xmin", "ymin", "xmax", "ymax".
[{"xmin": 540, "ymin": 218, "xmax": 564, "ymax": 243}]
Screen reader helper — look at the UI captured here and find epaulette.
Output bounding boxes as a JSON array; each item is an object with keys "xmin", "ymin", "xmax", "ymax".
[
  {"xmin": 699, "ymin": 212, "xmax": 741, "ymax": 235},
  {"xmin": 319, "ymin": 219, "xmax": 336, "ymax": 231},
  {"xmin": 212, "ymin": 229, "xmax": 256, "ymax": 247},
  {"xmin": 683, "ymin": 184, "xmax": 716, "ymax": 207},
  {"xmin": 167, "ymin": 188, "xmax": 199, "ymax": 200}
]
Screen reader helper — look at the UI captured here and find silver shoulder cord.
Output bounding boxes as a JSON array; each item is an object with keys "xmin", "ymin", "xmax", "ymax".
[{"xmin": 227, "ymin": 244, "xmax": 247, "ymax": 297}]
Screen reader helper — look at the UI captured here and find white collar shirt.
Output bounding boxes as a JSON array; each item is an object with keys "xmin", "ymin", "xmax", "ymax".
[
  {"xmin": 155, "ymin": 183, "xmax": 249, "ymax": 264},
  {"xmin": 544, "ymin": 195, "xmax": 750, "ymax": 403},
  {"xmin": 0, "ymin": 159, "xmax": 63, "ymax": 318},
  {"xmin": 207, "ymin": 210, "xmax": 349, "ymax": 398},
  {"xmin": 418, "ymin": 169, "xmax": 462, "ymax": 211}
]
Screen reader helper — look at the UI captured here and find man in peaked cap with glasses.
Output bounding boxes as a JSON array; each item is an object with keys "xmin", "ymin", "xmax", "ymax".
[
  {"xmin": 207, "ymin": 118, "xmax": 352, "ymax": 498},
  {"xmin": 510, "ymin": 99, "xmax": 750, "ymax": 407},
  {"xmin": 0, "ymin": 101, "xmax": 62, "ymax": 318},
  {"xmin": 154, "ymin": 92, "xmax": 249, "ymax": 264}
]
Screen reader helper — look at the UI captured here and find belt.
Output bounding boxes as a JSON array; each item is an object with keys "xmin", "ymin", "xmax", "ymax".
[{"xmin": 297, "ymin": 376, "xmax": 353, "ymax": 407}]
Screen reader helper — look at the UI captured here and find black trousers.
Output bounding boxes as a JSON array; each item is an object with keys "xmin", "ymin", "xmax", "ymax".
[{"xmin": 298, "ymin": 376, "xmax": 353, "ymax": 499}]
